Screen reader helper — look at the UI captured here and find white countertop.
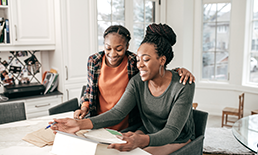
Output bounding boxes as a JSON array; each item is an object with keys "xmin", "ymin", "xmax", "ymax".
[{"xmin": 0, "ymin": 112, "xmax": 74, "ymax": 155}]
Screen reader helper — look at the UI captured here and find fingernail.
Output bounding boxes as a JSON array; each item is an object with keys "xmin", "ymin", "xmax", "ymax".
[
  {"xmin": 107, "ymin": 145, "xmax": 112, "ymax": 149},
  {"xmin": 183, "ymin": 82, "xmax": 185, "ymax": 85},
  {"xmin": 179, "ymin": 80, "xmax": 182, "ymax": 83},
  {"xmin": 189, "ymin": 81, "xmax": 192, "ymax": 84},
  {"xmin": 179, "ymin": 74, "xmax": 182, "ymax": 76}
]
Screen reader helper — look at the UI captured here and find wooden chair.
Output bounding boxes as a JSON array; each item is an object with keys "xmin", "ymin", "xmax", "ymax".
[
  {"xmin": 251, "ymin": 109, "xmax": 258, "ymax": 115},
  {"xmin": 192, "ymin": 103, "xmax": 198, "ymax": 109},
  {"xmin": 221, "ymin": 93, "xmax": 244, "ymax": 127}
]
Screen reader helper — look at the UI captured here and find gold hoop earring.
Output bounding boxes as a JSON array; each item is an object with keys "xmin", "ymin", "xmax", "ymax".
[{"xmin": 159, "ymin": 65, "xmax": 165, "ymax": 77}]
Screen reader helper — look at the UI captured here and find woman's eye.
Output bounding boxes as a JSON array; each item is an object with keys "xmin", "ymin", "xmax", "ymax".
[{"xmin": 143, "ymin": 59, "xmax": 149, "ymax": 62}]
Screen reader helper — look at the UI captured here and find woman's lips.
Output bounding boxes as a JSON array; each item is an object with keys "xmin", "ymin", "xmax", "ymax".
[
  {"xmin": 108, "ymin": 57, "xmax": 118, "ymax": 63},
  {"xmin": 140, "ymin": 70, "xmax": 147, "ymax": 76}
]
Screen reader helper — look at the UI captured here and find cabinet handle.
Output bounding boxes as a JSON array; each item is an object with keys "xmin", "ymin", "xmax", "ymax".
[
  {"xmin": 15, "ymin": 25, "xmax": 17, "ymax": 41},
  {"xmin": 66, "ymin": 89, "xmax": 69, "ymax": 100},
  {"xmin": 65, "ymin": 66, "xmax": 68, "ymax": 80},
  {"xmin": 35, "ymin": 103, "xmax": 50, "ymax": 108}
]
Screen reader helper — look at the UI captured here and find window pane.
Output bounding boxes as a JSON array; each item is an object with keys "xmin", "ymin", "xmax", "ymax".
[
  {"xmin": 250, "ymin": 55, "xmax": 258, "ymax": 82},
  {"xmin": 203, "ymin": 4, "xmax": 217, "ymax": 22},
  {"xmin": 215, "ymin": 51, "xmax": 228, "ymax": 80},
  {"xmin": 202, "ymin": 52, "xmax": 215, "ymax": 79},
  {"xmin": 145, "ymin": 1, "xmax": 155, "ymax": 23},
  {"xmin": 98, "ymin": 21, "xmax": 111, "ymax": 51},
  {"xmin": 217, "ymin": 3, "xmax": 231, "ymax": 22},
  {"xmin": 202, "ymin": 3, "xmax": 231, "ymax": 81},
  {"xmin": 112, "ymin": 0, "xmax": 125, "ymax": 21},
  {"xmin": 133, "ymin": 24, "xmax": 145, "ymax": 51},
  {"xmin": 253, "ymin": 0, "xmax": 258, "ymax": 19},
  {"xmin": 249, "ymin": 19, "xmax": 258, "ymax": 83},
  {"xmin": 216, "ymin": 22, "xmax": 230, "ymax": 50},
  {"xmin": 251, "ymin": 21, "xmax": 258, "ymax": 51},
  {"xmin": 112, "ymin": 22, "xmax": 124, "ymax": 26},
  {"xmin": 98, "ymin": 0, "xmax": 111, "ymax": 21},
  {"xmin": 203, "ymin": 23, "xmax": 216, "ymax": 51},
  {"xmin": 134, "ymin": 0, "xmax": 144, "ymax": 22}
]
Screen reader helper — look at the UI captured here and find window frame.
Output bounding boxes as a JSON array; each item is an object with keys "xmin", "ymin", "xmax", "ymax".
[
  {"xmin": 93, "ymin": 0, "xmax": 161, "ymax": 53},
  {"xmin": 201, "ymin": 0, "xmax": 232, "ymax": 82},
  {"xmin": 244, "ymin": 0, "xmax": 258, "ymax": 86}
]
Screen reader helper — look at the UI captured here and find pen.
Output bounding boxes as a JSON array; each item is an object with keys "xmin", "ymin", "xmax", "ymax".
[{"xmin": 45, "ymin": 122, "xmax": 57, "ymax": 130}]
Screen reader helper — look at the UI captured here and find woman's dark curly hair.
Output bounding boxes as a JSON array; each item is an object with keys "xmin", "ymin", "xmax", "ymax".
[
  {"xmin": 140, "ymin": 23, "xmax": 176, "ymax": 68},
  {"xmin": 103, "ymin": 25, "xmax": 131, "ymax": 46}
]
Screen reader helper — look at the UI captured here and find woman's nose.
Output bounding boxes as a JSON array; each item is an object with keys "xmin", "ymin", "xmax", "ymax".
[
  {"xmin": 137, "ymin": 59, "xmax": 143, "ymax": 68},
  {"xmin": 109, "ymin": 49, "xmax": 117, "ymax": 57}
]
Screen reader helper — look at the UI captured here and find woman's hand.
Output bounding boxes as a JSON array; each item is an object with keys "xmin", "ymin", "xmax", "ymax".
[
  {"xmin": 176, "ymin": 68, "xmax": 195, "ymax": 85},
  {"xmin": 74, "ymin": 106, "xmax": 88, "ymax": 119},
  {"xmin": 50, "ymin": 118, "xmax": 80, "ymax": 134},
  {"xmin": 107, "ymin": 131, "xmax": 149, "ymax": 152}
]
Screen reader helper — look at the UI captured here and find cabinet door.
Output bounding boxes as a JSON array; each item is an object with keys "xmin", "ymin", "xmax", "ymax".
[
  {"xmin": 64, "ymin": 84, "xmax": 82, "ymax": 102},
  {"xmin": 61, "ymin": 0, "xmax": 90, "ymax": 85},
  {"xmin": 25, "ymin": 95, "xmax": 62, "ymax": 119},
  {"xmin": 10, "ymin": 0, "xmax": 55, "ymax": 45}
]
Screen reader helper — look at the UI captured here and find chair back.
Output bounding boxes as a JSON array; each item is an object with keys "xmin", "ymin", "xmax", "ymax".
[
  {"xmin": 80, "ymin": 85, "xmax": 86, "ymax": 98},
  {"xmin": 238, "ymin": 93, "xmax": 244, "ymax": 119},
  {"xmin": 193, "ymin": 109, "xmax": 208, "ymax": 137},
  {"xmin": 0, "ymin": 102, "xmax": 26, "ymax": 124},
  {"xmin": 49, "ymin": 98, "xmax": 79, "ymax": 115},
  {"xmin": 170, "ymin": 109, "xmax": 208, "ymax": 155}
]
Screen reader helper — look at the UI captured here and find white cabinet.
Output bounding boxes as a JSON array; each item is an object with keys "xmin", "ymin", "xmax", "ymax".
[
  {"xmin": 1, "ymin": 94, "xmax": 62, "ymax": 120},
  {"xmin": 25, "ymin": 95, "xmax": 62, "ymax": 119},
  {"xmin": 10, "ymin": 0, "xmax": 55, "ymax": 46},
  {"xmin": 51, "ymin": 0, "xmax": 93, "ymax": 102}
]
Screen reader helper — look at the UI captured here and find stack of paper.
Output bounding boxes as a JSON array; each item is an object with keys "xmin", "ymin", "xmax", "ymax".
[{"xmin": 22, "ymin": 128, "xmax": 55, "ymax": 147}]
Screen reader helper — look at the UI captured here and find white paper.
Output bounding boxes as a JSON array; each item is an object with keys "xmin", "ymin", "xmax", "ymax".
[
  {"xmin": 84, "ymin": 128, "xmax": 126, "ymax": 144},
  {"xmin": 51, "ymin": 131, "xmax": 98, "ymax": 155}
]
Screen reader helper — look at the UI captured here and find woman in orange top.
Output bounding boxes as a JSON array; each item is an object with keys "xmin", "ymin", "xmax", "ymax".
[{"xmin": 74, "ymin": 25, "xmax": 195, "ymax": 131}]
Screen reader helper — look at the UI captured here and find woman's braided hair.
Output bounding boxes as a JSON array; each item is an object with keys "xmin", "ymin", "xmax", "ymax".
[
  {"xmin": 140, "ymin": 23, "xmax": 176, "ymax": 67},
  {"xmin": 103, "ymin": 25, "xmax": 131, "ymax": 46}
]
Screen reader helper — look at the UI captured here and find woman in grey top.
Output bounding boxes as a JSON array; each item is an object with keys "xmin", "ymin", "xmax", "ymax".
[{"xmin": 50, "ymin": 23, "xmax": 195, "ymax": 155}]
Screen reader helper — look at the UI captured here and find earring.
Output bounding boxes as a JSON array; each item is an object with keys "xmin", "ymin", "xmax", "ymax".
[{"xmin": 159, "ymin": 65, "xmax": 165, "ymax": 77}]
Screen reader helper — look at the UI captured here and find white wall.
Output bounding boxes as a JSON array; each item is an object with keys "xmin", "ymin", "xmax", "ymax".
[
  {"xmin": 166, "ymin": 0, "xmax": 258, "ymax": 116},
  {"xmin": 166, "ymin": 0, "xmax": 194, "ymax": 71}
]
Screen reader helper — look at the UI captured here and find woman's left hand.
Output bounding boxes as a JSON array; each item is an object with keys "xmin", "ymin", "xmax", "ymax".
[
  {"xmin": 176, "ymin": 68, "xmax": 195, "ymax": 85},
  {"xmin": 107, "ymin": 131, "xmax": 148, "ymax": 152}
]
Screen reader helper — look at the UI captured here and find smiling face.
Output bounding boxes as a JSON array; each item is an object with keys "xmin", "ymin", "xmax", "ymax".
[
  {"xmin": 104, "ymin": 33, "xmax": 128, "ymax": 68},
  {"xmin": 137, "ymin": 43, "xmax": 166, "ymax": 81}
]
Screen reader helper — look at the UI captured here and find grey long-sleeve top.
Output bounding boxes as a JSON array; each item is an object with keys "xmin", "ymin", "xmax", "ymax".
[{"xmin": 90, "ymin": 70, "xmax": 195, "ymax": 146}]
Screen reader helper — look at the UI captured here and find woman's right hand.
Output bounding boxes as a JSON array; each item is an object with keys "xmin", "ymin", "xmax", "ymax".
[
  {"xmin": 50, "ymin": 118, "xmax": 80, "ymax": 134},
  {"xmin": 74, "ymin": 106, "xmax": 88, "ymax": 119}
]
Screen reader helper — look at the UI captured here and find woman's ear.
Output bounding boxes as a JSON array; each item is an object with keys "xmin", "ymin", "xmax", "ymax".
[
  {"xmin": 126, "ymin": 43, "xmax": 129, "ymax": 51},
  {"xmin": 160, "ymin": 55, "xmax": 166, "ymax": 66}
]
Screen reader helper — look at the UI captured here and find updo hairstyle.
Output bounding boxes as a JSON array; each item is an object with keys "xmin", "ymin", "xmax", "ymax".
[
  {"xmin": 103, "ymin": 25, "xmax": 131, "ymax": 46},
  {"xmin": 140, "ymin": 23, "xmax": 176, "ymax": 67}
]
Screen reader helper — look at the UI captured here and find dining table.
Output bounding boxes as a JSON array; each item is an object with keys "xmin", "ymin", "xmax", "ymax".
[
  {"xmin": 0, "ymin": 111, "xmax": 150, "ymax": 155},
  {"xmin": 232, "ymin": 114, "xmax": 258, "ymax": 154},
  {"xmin": 0, "ymin": 112, "xmax": 74, "ymax": 155}
]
